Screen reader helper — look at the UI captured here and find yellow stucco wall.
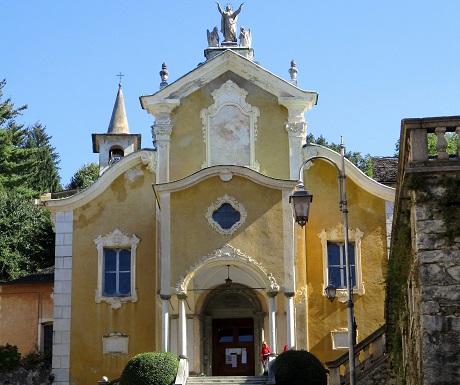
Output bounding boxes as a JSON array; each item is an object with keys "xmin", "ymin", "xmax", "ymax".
[
  {"xmin": 169, "ymin": 73, "xmax": 290, "ymax": 182},
  {"xmin": 169, "ymin": 175, "xmax": 286, "ymax": 286},
  {"xmin": 0, "ymin": 282, "xmax": 53, "ymax": 355},
  {"xmin": 69, "ymin": 168, "xmax": 157, "ymax": 384},
  {"xmin": 299, "ymin": 160, "xmax": 387, "ymax": 363}
]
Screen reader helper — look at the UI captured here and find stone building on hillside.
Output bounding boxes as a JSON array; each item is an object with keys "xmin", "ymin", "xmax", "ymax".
[
  {"xmin": 44, "ymin": 6, "xmax": 394, "ymax": 385},
  {"xmin": 386, "ymin": 116, "xmax": 460, "ymax": 385}
]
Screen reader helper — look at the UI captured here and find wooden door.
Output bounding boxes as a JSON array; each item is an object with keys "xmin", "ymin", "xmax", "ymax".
[{"xmin": 212, "ymin": 318, "xmax": 255, "ymax": 376}]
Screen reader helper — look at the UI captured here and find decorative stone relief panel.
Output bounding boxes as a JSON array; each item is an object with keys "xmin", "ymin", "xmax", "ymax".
[
  {"xmin": 200, "ymin": 80, "xmax": 260, "ymax": 171},
  {"xmin": 103, "ymin": 332, "xmax": 129, "ymax": 355}
]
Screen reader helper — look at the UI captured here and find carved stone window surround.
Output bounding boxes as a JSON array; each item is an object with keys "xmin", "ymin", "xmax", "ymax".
[
  {"xmin": 206, "ymin": 194, "xmax": 247, "ymax": 235},
  {"xmin": 318, "ymin": 222, "xmax": 365, "ymax": 302},
  {"xmin": 94, "ymin": 228, "xmax": 140, "ymax": 309}
]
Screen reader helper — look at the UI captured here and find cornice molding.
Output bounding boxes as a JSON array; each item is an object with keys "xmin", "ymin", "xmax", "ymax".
[
  {"xmin": 153, "ymin": 165, "xmax": 297, "ymax": 194},
  {"xmin": 45, "ymin": 150, "xmax": 156, "ymax": 212}
]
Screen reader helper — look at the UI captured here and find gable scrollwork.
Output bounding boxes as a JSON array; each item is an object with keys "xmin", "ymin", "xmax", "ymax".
[
  {"xmin": 140, "ymin": 151, "xmax": 157, "ymax": 174},
  {"xmin": 200, "ymin": 80, "xmax": 260, "ymax": 171}
]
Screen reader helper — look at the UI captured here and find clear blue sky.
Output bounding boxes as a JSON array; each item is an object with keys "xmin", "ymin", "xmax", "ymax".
[{"xmin": 3, "ymin": 1, "xmax": 460, "ymax": 186}]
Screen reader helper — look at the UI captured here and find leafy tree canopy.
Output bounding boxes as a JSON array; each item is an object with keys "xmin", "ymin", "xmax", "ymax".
[
  {"xmin": 0, "ymin": 188, "xmax": 54, "ymax": 282},
  {"xmin": 0, "ymin": 80, "xmax": 59, "ymax": 281},
  {"xmin": 306, "ymin": 133, "xmax": 373, "ymax": 177},
  {"xmin": 67, "ymin": 163, "xmax": 99, "ymax": 190}
]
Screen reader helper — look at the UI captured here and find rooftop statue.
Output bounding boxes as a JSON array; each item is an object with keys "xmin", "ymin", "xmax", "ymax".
[
  {"xmin": 239, "ymin": 26, "xmax": 251, "ymax": 48},
  {"xmin": 207, "ymin": 26, "xmax": 220, "ymax": 47},
  {"xmin": 216, "ymin": 2, "xmax": 244, "ymax": 43}
]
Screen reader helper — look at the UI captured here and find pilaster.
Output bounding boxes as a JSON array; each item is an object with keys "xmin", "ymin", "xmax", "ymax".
[
  {"xmin": 52, "ymin": 210, "xmax": 73, "ymax": 385},
  {"xmin": 147, "ymin": 100, "xmax": 180, "ymax": 183}
]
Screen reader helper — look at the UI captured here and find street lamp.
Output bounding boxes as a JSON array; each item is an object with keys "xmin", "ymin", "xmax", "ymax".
[{"xmin": 289, "ymin": 138, "xmax": 356, "ymax": 385}]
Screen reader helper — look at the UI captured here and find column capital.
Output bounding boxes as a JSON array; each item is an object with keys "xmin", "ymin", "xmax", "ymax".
[
  {"xmin": 160, "ymin": 294, "xmax": 171, "ymax": 301},
  {"xmin": 285, "ymin": 122, "xmax": 307, "ymax": 138},
  {"xmin": 177, "ymin": 293, "xmax": 188, "ymax": 300},
  {"xmin": 267, "ymin": 291, "xmax": 278, "ymax": 298},
  {"xmin": 284, "ymin": 292, "xmax": 295, "ymax": 298}
]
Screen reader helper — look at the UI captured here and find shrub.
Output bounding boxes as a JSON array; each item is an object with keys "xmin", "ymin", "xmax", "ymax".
[
  {"xmin": 273, "ymin": 350, "xmax": 327, "ymax": 385},
  {"xmin": 0, "ymin": 344, "xmax": 21, "ymax": 372},
  {"xmin": 120, "ymin": 352, "xmax": 179, "ymax": 385},
  {"xmin": 21, "ymin": 349, "xmax": 52, "ymax": 370}
]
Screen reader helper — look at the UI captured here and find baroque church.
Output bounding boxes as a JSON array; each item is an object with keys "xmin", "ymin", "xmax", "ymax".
[{"xmin": 44, "ymin": 6, "xmax": 395, "ymax": 385}]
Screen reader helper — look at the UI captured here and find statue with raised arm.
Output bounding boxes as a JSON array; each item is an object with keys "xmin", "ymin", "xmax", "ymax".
[{"xmin": 216, "ymin": 2, "xmax": 244, "ymax": 43}]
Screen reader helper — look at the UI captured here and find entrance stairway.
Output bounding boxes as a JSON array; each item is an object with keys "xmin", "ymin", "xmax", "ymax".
[{"xmin": 186, "ymin": 376, "xmax": 268, "ymax": 385}]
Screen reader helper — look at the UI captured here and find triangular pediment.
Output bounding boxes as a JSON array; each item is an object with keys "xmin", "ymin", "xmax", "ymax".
[{"xmin": 140, "ymin": 49, "xmax": 317, "ymax": 113}]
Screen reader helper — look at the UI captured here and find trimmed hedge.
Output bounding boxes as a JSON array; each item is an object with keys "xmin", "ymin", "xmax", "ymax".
[
  {"xmin": 120, "ymin": 352, "xmax": 179, "ymax": 385},
  {"xmin": 273, "ymin": 350, "xmax": 327, "ymax": 385}
]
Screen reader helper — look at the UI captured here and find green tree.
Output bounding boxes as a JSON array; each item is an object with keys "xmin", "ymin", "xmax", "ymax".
[
  {"xmin": 0, "ymin": 80, "xmax": 58, "ymax": 281},
  {"xmin": 24, "ymin": 122, "xmax": 61, "ymax": 194},
  {"xmin": 67, "ymin": 163, "xmax": 99, "ymax": 190},
  {"xmin": 0, "ymin": 189, "xmax": 54, "ymax": 281},
  {"xmin": 306, "ymin": 133, "xmax": 373, "ymax": 177}
]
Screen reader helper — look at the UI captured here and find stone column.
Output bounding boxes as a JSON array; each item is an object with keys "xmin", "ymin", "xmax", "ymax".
[
  {"xmin": 178, "ymin": 294, "xmax": 188, "ymax": 358},
  {"xmin": 285, "ymin": 292, "xmax": 295, "ymax": 350},
  {"xmin": 267, "ymin": 292, "xmax": 278, "ymax": 384},
  {"xmin": 160, "ymin": 295, "xmax": 171, "ymax": 352},
  {"xmin": 267, "ymin": 292, "xmax": 278, "ymax": 354}
]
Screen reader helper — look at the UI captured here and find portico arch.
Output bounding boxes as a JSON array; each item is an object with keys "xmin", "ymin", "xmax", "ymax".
[{"xmin": 199, "ymin": 284, "xmax": 265, "ymax": 376}]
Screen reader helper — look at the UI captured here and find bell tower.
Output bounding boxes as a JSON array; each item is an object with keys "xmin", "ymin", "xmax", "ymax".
[{"xmin": 92, "ymin": 81, "xmax": 141, "ymax": 175}]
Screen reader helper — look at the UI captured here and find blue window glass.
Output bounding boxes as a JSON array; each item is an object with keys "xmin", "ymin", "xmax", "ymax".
[
  {"xmin": 212, "ymin": 203, "xmax": 240, "ymax": 230},
  {"xmin": 103, "ymin": 248, "xmax": 131, "ymax": 296},
  {"xmin": 327, "ymin": 242, "xmax": 356, "ymax": 289}
]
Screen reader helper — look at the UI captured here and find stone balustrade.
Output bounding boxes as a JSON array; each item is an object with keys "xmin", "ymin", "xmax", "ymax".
[
  {"xmin": 401, "ymin": 116, "xmax": 460, "ymax": 168},
  {"xmin": 326, "ymin": 325, "xmax": 387, "ymax": 385}
]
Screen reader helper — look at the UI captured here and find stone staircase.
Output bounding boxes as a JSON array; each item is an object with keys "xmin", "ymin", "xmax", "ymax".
[{"xmin": 186, "ymin": 376, "xmax": 268, "ymax": 385}]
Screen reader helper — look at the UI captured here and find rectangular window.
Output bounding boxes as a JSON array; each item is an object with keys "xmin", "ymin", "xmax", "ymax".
[
  {"xmin": 43, "ymin": 324, "xmax": 53, "ymax": 353},
  {"xmin": 103, "ymin": 248, "xmax": 131, "ymax": 296},
  {"xmin": 327, "ymin": 242, "xmax": 356, "ymax": 289}
]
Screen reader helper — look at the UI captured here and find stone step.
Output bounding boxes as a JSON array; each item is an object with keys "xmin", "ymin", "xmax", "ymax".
[{"xmin": 186, "ymin": 376, "xmax": 268, "ymax": 385}]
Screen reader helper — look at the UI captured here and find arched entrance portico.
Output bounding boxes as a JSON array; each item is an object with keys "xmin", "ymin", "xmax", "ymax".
[
  {"xmin": 199, "ymin": 284, "xmax": 264, "ymax": 376},
  {"xmin": 164, "ymin": 245, "xmax": 286, "ymax": 377}
]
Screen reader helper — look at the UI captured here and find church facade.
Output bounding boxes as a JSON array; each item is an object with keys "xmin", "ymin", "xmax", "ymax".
[{"xmin": 45, "ymin": 14, "xmax": 394, "ymax": 385}]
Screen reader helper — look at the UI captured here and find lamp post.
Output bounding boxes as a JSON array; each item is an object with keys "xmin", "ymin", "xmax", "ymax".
[{"xmin": 289, "ymin": 138, "xmax": 356, "ymax": 385}]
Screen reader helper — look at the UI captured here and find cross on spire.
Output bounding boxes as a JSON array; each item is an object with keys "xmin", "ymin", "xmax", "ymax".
[{"xmin": 116, "ymin": 72, "xmax": 125, "ymax": 84}]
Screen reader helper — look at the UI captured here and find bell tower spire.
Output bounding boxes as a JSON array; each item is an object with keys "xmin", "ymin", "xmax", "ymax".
[{"xmin": 92, "ymin": 77, "xmax": 141, "ymax": 175}]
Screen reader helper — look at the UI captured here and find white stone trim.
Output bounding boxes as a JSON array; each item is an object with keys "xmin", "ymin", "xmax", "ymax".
[
  {"xmin": 318, "ymin": 222, "xmax": 365, "ymax": 302},
  {"xmin": 175, "ymin": 244, "xmax": 280, "ymax": 294},
  {"xmin": 140, "ymin": 50, "xmax": 318, "ymax": 105},
  {"xmin": 302, "ymin": 144, "xmax": 395, "ymax": 202},
  {"xmin": 44, "ymin": 150, "xmax": 156, "ymax": 212},
  {"xmin": 200, "ymin": 80, "xmax": 260, "ymax": 171},
  {"xmin": 52, "ymin": 210, "xmax": 73, "ymax": 385},
  {"xmin": 154, "ymin": 165, "xmax": 297, "ymax": 194},
  {"xmin": 205, "ymin": 194, "xmax": 247, "ymax": 235},
  {"xmin": 93, "ymin": 229, "xmax": 140, "ymax": 309}
]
